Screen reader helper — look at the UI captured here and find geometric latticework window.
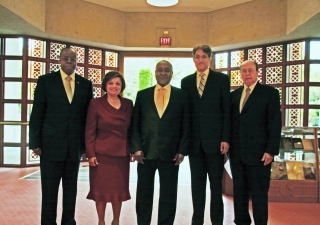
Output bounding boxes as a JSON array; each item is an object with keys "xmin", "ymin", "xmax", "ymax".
[
  {"xmin": 230, "ymin": 50, "xmax": 244, "ymax": 67},
  {"xmin": 230, "ymin": 70, "xmax": 242, "ymax": 86},
  {"xmin": 88, "ymin": 68, "xmax": 102, "ymax": 84},
  {"xmin": 286, "ymin": 86, "xmax": 304, "ymax": 105},
  {"xmin": 266, "ymin": 45, "xmax": 283, "ymax": 63},
  {"xmin": 275, "ymin": 87, "xmax": 282, "ymax": 104},
  {"xmin": 258, "ymin": 68, "xmax": 263, "ymax": 83},
  {"xmin": 248, "ymin": 48, "xmax": 263, "ymax": 64},
  {"xmin": 105, "ymin": 51, "xmax": 118, "ymax": 67},
  {"xmin": 215, "ymin": 52, "xmax": 228, "ymax": 69},
  {"xmin": 28, "ymin": 61, "xmax": 46, "ymax": 79},
  {"xmin": 28, "ymin": 39, "xmax": 46, "ymax": 58},
  {"xmin": 75, "ymin": 66, "xmax": 85, "ymax": 77},
  {"xmin": 71, "ymin": 45, "xmax": 85, "ymax": 63},
  {"xmin": 93, "ymin": 87, "xmax": 102, "ymax": 98},
  {"xmin": 50, "ymin": 63, "xmax": 60, "ymax": 72},
  {"xmin": 50, "ymin": 42, "xmax": 66, "ymax": 60},
  {"xmin": 286, "ymin": 64, "xmax": 304, "ymax": 83},
  {"xmin": 287, "ymin": 42, "xmax": 305, "ymax": 61},
  {"xmin": 88, "ymin": 48, "xmax": 102, "ymax": 66},
  {"xmin": 266, "ymin": 66, "xmax": 282, "ymax": 84},
  {"xmin": 28, "ymin": 82, "xmax": 37, "ymax": 100},
  {"xmin": 285, "ymin": 108, "xmax": 303, "ymax": 127}
]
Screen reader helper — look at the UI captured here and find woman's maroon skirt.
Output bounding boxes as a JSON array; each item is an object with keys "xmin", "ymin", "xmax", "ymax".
[{"xmin": 87, "ymin": 153, "xmax": 131, "ymax": 202}]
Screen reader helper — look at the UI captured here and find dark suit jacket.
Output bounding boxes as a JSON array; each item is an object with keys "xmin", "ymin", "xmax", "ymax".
[
  {"xmin": 130, "ymin": 86, "xmax": 189, "ymax": 161},
  {"xmin": 229, "ymin": 82, "xmax": 282, "ymax": 165},
  {"xmin": 85, "ymin": 95, "xmax": 133, "ymax": 158},
  {"xmin": 29, "ymin": 70, "xmax": 93, "ymax": 161},
  {"xmin": 181, "ymin": 69, "xmax": 231, "ymax": 155}
]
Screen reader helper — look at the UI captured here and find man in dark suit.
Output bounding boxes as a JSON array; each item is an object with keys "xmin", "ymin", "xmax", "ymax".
[
  {"xmin": 131, "ymin": 60, "xmax": 189, "ymax": 225},
  {"xmin": 229, "ymin": 60, "xmax": 281, "ymax": 225},
  {"xmin": 181, "ymin": 44, "xmax": 231, "ymax": 225},
  {"xmin": 181, "ymin": 44, "xmax": 230, "ymax": 225},
  {"xmin": 29, "ymin": 47, "xmax": 93, "ymax": 225}
]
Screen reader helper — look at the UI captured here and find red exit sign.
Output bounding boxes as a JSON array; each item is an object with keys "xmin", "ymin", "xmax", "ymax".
[{"xmin": 160, "ymin": 37, "xmax": 171, "ymax": 46}]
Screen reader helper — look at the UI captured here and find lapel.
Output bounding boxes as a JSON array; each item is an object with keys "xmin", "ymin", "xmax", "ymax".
[
  {"xmin": 147, "ymin": 86, "xmax": 159, "ymax": 117},
  {"xmin": 72, "ymin": 74, "xmax": 84, "ymax": 105},
  {"xmin": 100, "ymin": 95, "xmax": 127, "ymax": 121},
  {"xmin": 234, "ymin": 87, "xmax": 243, "ymax": 115},
  {"xmin": 241, "ymin": 82, "xmax": 262, "ymax": 113},
  {"xmin": 189, "ymin": 72, "xmax": 199, "ymax": 98},
  {"xmin": 51, "ymin": 71, "xmax": 70, "ymax": 104},
  {"xmin": 200, "ymin": 69, "xmax": 216, "ymax": 99},
  {"xmin": 161, "ymin": 86, "xmax": 176, "ymax": 118}
]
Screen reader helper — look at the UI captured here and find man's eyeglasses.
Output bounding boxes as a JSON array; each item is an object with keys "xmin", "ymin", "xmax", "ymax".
[{"xmin": 61, "ymin": 57, "xmax": 77, "ymax": 63}]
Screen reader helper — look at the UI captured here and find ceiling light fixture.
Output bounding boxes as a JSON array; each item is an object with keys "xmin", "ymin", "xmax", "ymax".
[{"xmin": 147, "ymin": 0, "xmax": 178, "ymax": 7}]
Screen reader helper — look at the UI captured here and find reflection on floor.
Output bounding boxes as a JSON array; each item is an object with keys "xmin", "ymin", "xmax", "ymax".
[{"xmin": 1, "ymin": 158, "xmax": 320, "ymax": 225}]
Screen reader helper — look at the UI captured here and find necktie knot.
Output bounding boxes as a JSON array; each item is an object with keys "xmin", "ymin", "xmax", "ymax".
[{"xmin": 66, "ymin": 76, "xmax": 72, "ymax": 81}]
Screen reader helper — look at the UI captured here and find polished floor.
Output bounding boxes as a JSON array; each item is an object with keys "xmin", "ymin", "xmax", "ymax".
[{"xmin": 0, "ymin": 159, "xmax": 319, "ymax": 225}]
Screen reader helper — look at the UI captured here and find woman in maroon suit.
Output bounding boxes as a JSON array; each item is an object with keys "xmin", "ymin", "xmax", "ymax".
[{"xmin": 85, "ymin": 71, "xmax": 134, "ymax": 225}]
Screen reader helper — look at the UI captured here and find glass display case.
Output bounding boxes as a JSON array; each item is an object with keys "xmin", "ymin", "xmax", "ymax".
[{"xmin": 268, "ymin": 127, "xmax": 319, "ymax": 202}]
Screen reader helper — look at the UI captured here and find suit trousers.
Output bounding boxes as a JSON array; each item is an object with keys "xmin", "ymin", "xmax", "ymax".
[
  {"xmin": 230, "ymin": 159, "xmax": 271, "ymax": 225},
  {"xmin": 40, "ymin": 156, "xmax": 80, "ymax": 225},
  {"xmin": 189, "ymin": 146, "xmax": 225, "ymax": 225},
  {"xmin": 136, "ymin": 158, "xmax": 179, "ymax": 225}
]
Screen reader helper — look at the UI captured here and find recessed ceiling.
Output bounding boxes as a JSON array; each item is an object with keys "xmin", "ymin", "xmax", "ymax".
[{"xmin": 84, "ymin": 0, "xmax": 254, "ymax": 12}]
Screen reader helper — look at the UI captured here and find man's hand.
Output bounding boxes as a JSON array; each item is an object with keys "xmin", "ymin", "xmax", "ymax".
[
  {"xmin": 261, "ymin": 153, "xmax": 273, "ymax": 166},
  {"xmin": 33, "ymin": 148, "xmax": 42, "ymax": 156},
  {"xmin": 134, "ymin": 151, "xmax": 145, "ymax": 164},
  {"xmin": 173, "ymin": 154, "xmax": 184, "ymax": 166},
  {"xmin": 220, "ymin": 142, "xmax": 229, "ymax": 154},
  {"xmin": 88, "ymin": 157, "xmax": 98, "ymax": 167},
  {"xmin": 130, "ymin": 154, "xmax": 136, "ymax": 162}
]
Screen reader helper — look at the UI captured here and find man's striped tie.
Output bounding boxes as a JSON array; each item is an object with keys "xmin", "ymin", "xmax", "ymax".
[{"xmin": 198, "ymin": 73, "xmax": 205, "ymax": 97}]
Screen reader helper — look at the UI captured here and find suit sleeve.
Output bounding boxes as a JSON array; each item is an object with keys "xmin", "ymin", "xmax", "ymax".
[
  {"xmin": 177, "ymin": 91, "xmax": 190, "ymax": 155},
  {"xmin": 266, "ymin": 88, "xmax": 282, "ymax": 155},
  {"xmin": 130, "ymin": 92, "xmax": 143, "ymax": 153},
  {"xmin": 85, "ymin": 100, "xmax": 97, "ymax": 158},
  {"xmin": 29, "ymin": 76, "xmax": 46, "ymax": 149},
  {"xmin": 220, "ymin": 75, "xmax": 231, "ymax": 143}
]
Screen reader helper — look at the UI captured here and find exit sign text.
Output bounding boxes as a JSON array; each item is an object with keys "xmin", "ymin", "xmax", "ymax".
[{"xmin": 160, "ymin": 37, "xmax": 171, "ymax": 46}]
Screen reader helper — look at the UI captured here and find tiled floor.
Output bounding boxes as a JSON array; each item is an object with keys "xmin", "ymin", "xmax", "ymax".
[{"xmin": 1, "ymin": 159, "xmax": 320, "ymax": 225}]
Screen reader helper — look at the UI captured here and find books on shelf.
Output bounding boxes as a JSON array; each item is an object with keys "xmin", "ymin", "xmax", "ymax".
[
  {"xmin": 292, "ymin": 138, "xmax": 303, "ymax": 149},
  {"xmin": 303, "ymin": 162, "xmax": 316, "ymax": 180},
  {"xmin": 301, "ymin": 139, "xmax": 314, "ymax": 152},
  {"xmin": 281, "ymin": 137, "xmax": 293, "ymax": 150},
  {"xmin": 270, "ymin": 162, "xmax": 288, "ymax": 180},
  {"xmin": 286, "ymin": 161, "xmax": 305, "ymax": 180}
]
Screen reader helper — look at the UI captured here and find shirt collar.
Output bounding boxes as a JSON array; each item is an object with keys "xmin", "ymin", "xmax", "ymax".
[
  {"xmin": 244, "ymin": 80, "xmax": 258, "ymax": 91},
  {"xmin": 60, "ymin": 68, "xmax": 75, "ymax": 80},
  {"xmin": 156, "ymin": 83, "xmax": 171, "ymax": 91},
  {"xmin": 197, "ymin": 68, "xmax": 210, "ymax": 77}
]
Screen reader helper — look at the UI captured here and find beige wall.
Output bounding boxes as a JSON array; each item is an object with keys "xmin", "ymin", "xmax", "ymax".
[
  {"xmin": 208, "ymin": 0, "xmax": 287, "ymax": 47},
  {"xmin": 125, "ymin": 12, "xmax": 208, "ymax": 47},
  {"xmin": 0, "ymin": 0, "xmax": 45, "ymax": 31},
  {"xmin": 45, "ymin": 0, "xmax": 126, "ymax": 46},
  {"xmin": 287, "ymin": 0, "xmax": 320, "ymax": 34}
]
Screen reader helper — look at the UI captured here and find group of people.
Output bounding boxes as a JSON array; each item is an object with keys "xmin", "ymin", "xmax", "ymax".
[{"xmin": 29, "ymin": 45, "xmax": 281, "ymax": 225}]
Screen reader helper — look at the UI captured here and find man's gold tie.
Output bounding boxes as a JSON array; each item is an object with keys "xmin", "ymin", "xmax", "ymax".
[
  {"xmin": 241, "ymin": 87, "xmax": 251, "ymax": 111},
  {"xmin": 65, "ymin": 76, "xmax": 73, "ymax": 103},
  {"xmin": 156, "ymin": 87, "xmax": 165, "ymax": 117},
  {"xmin": 198, "ymin": 73, "xmax": 205, "ymax": 97}
]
